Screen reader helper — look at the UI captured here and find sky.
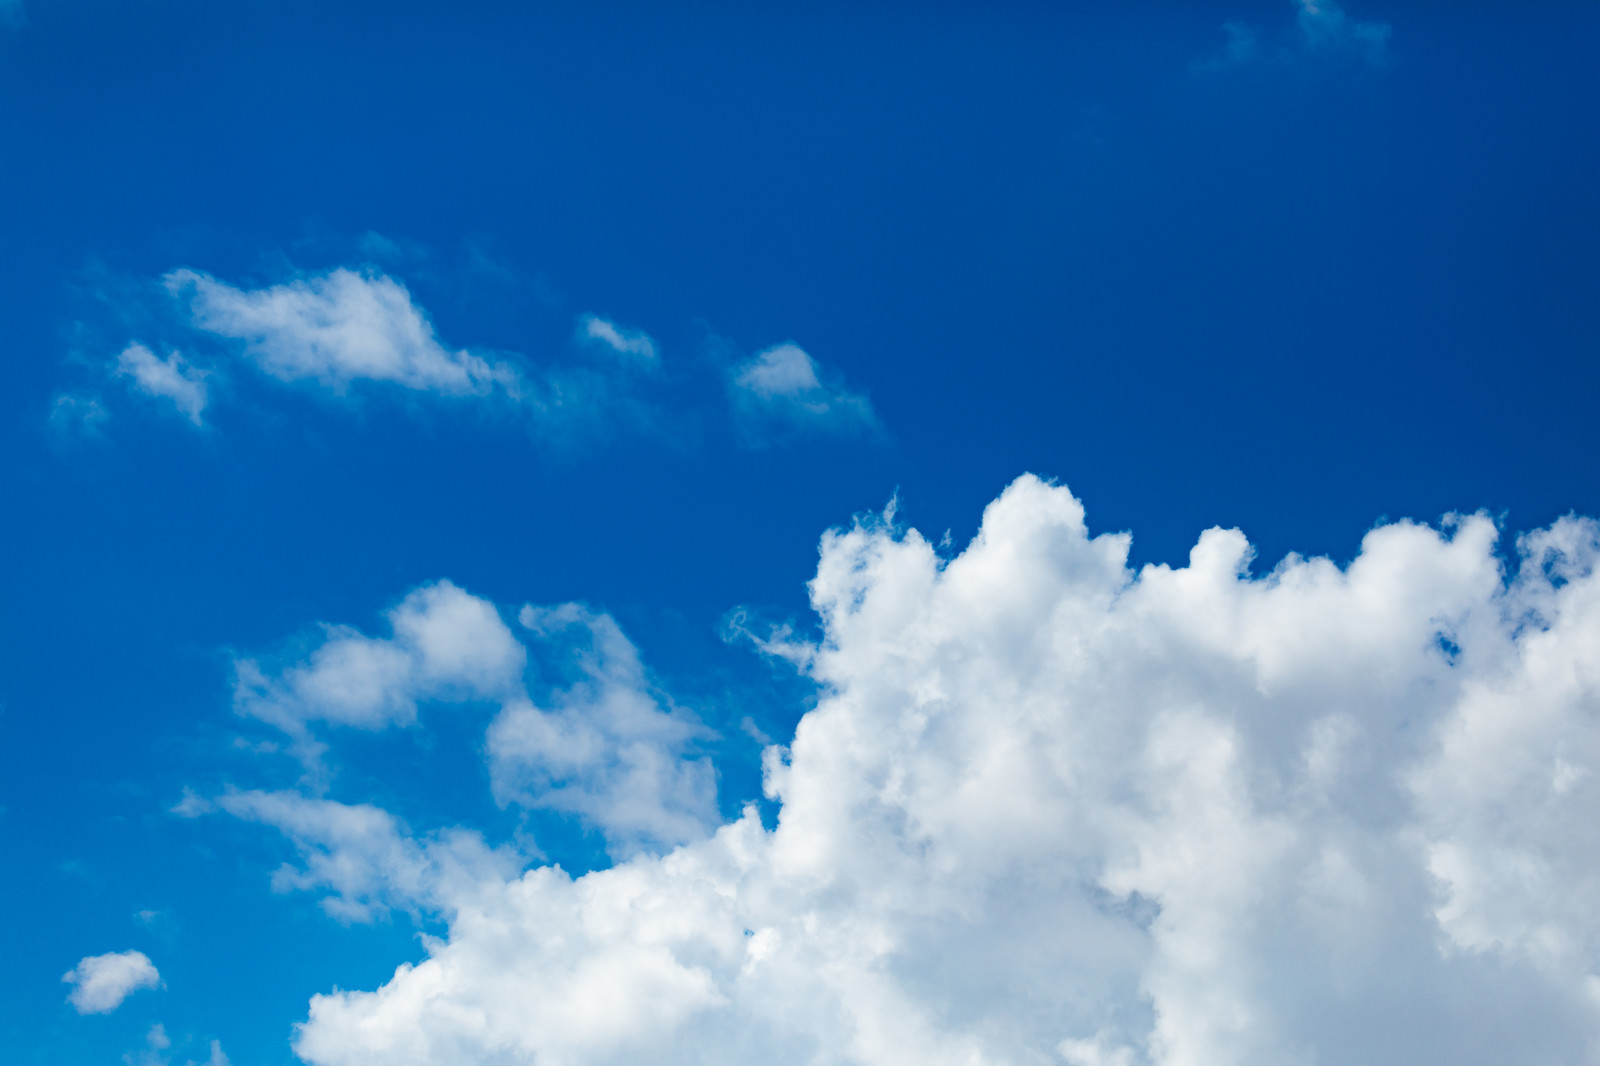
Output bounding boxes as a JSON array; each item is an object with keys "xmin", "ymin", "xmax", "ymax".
[{"xmin": 3, "ymin": 1, "xmax": 1600, "ymax": 1063}]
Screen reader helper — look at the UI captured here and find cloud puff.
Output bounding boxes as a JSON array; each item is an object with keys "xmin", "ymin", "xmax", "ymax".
[
  {"xmin": 229, "ymin": 584, "xmax": 715, "ymax": 856},
  {"xmin": 577, "ymin": 314, "xmax": 657, "ymax": 361},
  {"xmin": 62, "ymin": 950, "xmax": 161, "ymax": 1014},
  {"xmin": 729, "ymin": 342, "xmax": 880, "ymax": 440},
  {"xmin": 115, "ymin": 343, "xmax": 209, "ymax": 425},
  {"xmin": 49, "ymin": 392, "xmax": 110, "ymax": 439},
  {"xmin": 281, "ymin": 475, "xmax": 1600, "ymax": 1065},
  {"xmin": 166, "ymin": 268, "xmax": 517, "ymax": 396}
]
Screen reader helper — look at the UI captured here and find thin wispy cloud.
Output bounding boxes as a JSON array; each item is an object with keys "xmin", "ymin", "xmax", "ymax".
[
  {"xmin": 729, "ymin": 342, "xmax": 881, "ymax": 442},
  {"xmin": 577, "ymin": 313, "xmax": 657, "ymax": 361},
  {"xmin": 1201, "ymin": 0, "xmax": 1390, "ymax": 70}
]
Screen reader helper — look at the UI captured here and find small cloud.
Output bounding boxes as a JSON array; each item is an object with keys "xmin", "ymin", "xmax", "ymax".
[
  {"xmin": 115, "ymin": 343, "xmax": 209, "ymax": 425},
  {"xmin": 49, "ymin": 392, "xmax": 109, "ymax": 439},
  {"xmin": 62, "ymin": 950, "xmax": 161, "ymax": 1014},
  {"xmin": 1199, "ymin": 0, "xmax": 1389, "ymax": 70},
  {"xmin": 728, "ymin": 342, "xmax": 881, "ymax": 442},
  {"xmin": 577, "ymin": 314, "xmax": 657, "ymax": 361},
  {"xmin": 165, "ymin": 267, "xmax": 517, "ymax": 397}
]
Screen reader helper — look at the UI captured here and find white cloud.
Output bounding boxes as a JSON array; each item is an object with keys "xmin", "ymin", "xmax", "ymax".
[
  {"xmin": 115, "ymin": 343, "xmax": 209, "ymax": 425},
  {"xmin": 166, "ymin": 268, "xmax": 517, "ymax": 396},
  {"xmin": 216, "ymin": 790, "xmax": 522, "ymax": 923},
  {"xmin": 62, "ymin": 950, "xmax": 161, "ymax": 1014},
  {"xmin": 578, "ymin": 314, "xmax": 657, "ymax": 361},
  {"xmin": 729, "ymin": 342, "xmax": 880, "ymax": 439},
  {"xmin": 284, "ymin": 475, "xmax": 1600, "ymax": 1065},
  {"xmin": 487, "ymin": 604, "xmax": 718, "ymax": 858},
  {"xmin": 228, "ymin": 586, "xmax": 715, "ymax": 855},
  {"xmin": 234, "ymin": 580, "xmax": 525, "ymax": 745}
]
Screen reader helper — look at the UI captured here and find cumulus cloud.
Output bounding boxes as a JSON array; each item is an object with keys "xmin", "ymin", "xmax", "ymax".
[
  {"xmin": 228, "ymin": 584, "xmax": 714, "ymax": 855},
  {"xmin": 115, "ymin": 343, "xmax": 209, "ymax": 425},
  {"xmin": 277, "ymin": 475, "xmax": 1600, "ymax": 1065},
  {"xmin": 729, "ymin": 342, "xmax": 880, "ymax": 440},
  {"xmin": 62, "ymin": 950, "xmax": 161, "ymax": 1014},
  {"xmin": 577, "ymin": 314, "xmax": 657, "ymax": 361},
  {"xmin": 166, "ymin": 268, "xmax": 517, "ymax": 396},
  {"xmin": 487, "ymin": 604, "xmax": 718, "ymax": 858},
  {"xmin": 234, "ymin": 580, "xmax": 526, "ymax": 747}
]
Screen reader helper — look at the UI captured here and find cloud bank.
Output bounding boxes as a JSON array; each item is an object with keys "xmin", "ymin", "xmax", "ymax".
[
  {"xmin": 211, "ymin": 474, "xmax": 1600, "ymax": 1065},
  {"xmin": 62, "ymin": 950, "xmax": 161, "ymax": 1014}
]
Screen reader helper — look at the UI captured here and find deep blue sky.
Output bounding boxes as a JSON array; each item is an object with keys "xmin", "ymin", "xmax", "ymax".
[{"xmin": 3, "ymin": 2, "xmax": 1598, "ymax": 1062}]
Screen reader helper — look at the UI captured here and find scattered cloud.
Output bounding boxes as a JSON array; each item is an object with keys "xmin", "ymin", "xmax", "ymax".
[
  {"xmin": 49, "ymin": 392, "xmax": 109, "ymax": 439},
  {"xmin": 487, "ymin": 604, "xmax": 718, "ymax": 858},
  {"xmin": 224, "ymin": 584, "xmax": 716, "ymax": 857},
  {"xmin": 115, "ymin": 343, "xmax": 209, "ymax": 425},
  {"xmin": 265, "ymin": 475, "xmax": 1600, "ymax": 1065},
  {"xmin": 1201, "ymin": 0, "xmax": 1390, "ymax": 70},
  {"xmin": 215, "ymin": 790, "xmax": 522, "ymax": 923},
  {"xmin": 729, "ymin": 342, "xmax": 880, "ymax": 441},
  {"xmin": 578, "ymin": 314, "xmax": 657, "ymax": 361},
  {"xmin": 166, "ymin": 268, "xmax": 518, "ymax": 397},
  {"xmin": 62, "ymin": 950, "xmax": 161, "ymax": 1014}
]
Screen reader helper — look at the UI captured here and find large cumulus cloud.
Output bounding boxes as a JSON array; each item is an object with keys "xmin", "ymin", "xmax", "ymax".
[{"xmin": 264, "ymin": 475, "xmax": 1600, "ymax": 1065}]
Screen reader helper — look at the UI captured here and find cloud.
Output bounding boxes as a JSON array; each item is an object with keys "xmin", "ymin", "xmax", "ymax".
[
  {"xmin": 487, "ymin": 604, "xmax": 718, "ymax": 858},
  {"xmin": 728, "ymin": 342, "xmax": 880, "ymax": 440},
  {"xmin": 215, "ymin": 790, "xmax": 522, "ymax": 923},
  {"xmin": 49, "ymin": 392, "xmax": 109, "ymax": 439},
  {"xmin": 62, "ymin": 950, "xmax": 161, "ymax": 1014},
  {"xmin": 578, "ymin": 314, "xmax": 657, "ymax": 361},
  {"xmin": 279, "ymin": 475, "xmax": 1600, "ymax": 1065},
  {"xmin": 115, "ymin": 343, "xmax": 209, "ymax": 425},
  {"xmin": 228, "ymin": 585, "xmax": 716, "ymax": 856},
  {"xmin": 0, "ymin": 0, "xmax": 23, "ymax": 30},
  {"xmin": 1201, "ymin": 0, "xmax": 1390, "ymax": 69},
  {"xmin": 166, "ymin": 268, "xmax": 518, "ymax": 396},
  {"xmin": 234, "ymin": 580, "xmax": 526, "ymax": 743}
]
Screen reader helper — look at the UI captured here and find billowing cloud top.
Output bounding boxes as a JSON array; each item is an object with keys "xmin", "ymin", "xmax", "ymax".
[
  {"xmin": 62, "ymin": 950, "xmax": 161, "ymax": 1014},
  {"xmin": 250, "ymin": 475, "xmax": 1600, "ymax": 1065}
]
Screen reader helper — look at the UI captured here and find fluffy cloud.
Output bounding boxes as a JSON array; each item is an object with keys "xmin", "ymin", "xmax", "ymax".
[
  {"xmin": 577, "ymin": 314, "xmax": 657, "ymax": 361},
  {"xmin": 277, "ymin": 475, "xmax": 1600, "ymax": 1065},
  {"xmin": 115, "ymin": 343, "xmax": 209, "ymax": 425},
  {"xmin": 166, "ymin": 268, "xmax": 517, "ymax": 396},
  {"xmin": 229, "ymin": 584, "xmax": 714, "ymax": 856},
  {"xmin": 62, "ymin": 950, "xmax": 161, "ymax": 1014},
  {"xmin": 487, "ymin": 604, "xmax": 718, "ymax": 858},
  {"xmin": 729, "ymin": 342, "xmax": 880, "ymax": 439},
  {"xmin": 234, "ymin": 580, "xmax": 526, "ymax": 742}
]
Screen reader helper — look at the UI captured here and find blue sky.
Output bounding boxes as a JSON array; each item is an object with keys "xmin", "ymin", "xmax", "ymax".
[{"xmin": 4, "ymin": 3, "xmax": 1600, "ymax": 1064}]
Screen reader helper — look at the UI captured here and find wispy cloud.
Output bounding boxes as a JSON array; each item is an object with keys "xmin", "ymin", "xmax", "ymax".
[
  {"xmin": 1200, "ymin": 0, "xmax": 1390, "ymax": 70},
  {"xmin": 728, "ymin": 342, "xmax": 881, "ymax": 442},
  {"xmin": 115, "ymin": 343, "xmax": 209, "ymax": 425},
  {"xmin": 577, "ymin": 313, "xmax": 657, "ymax": 362}
]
